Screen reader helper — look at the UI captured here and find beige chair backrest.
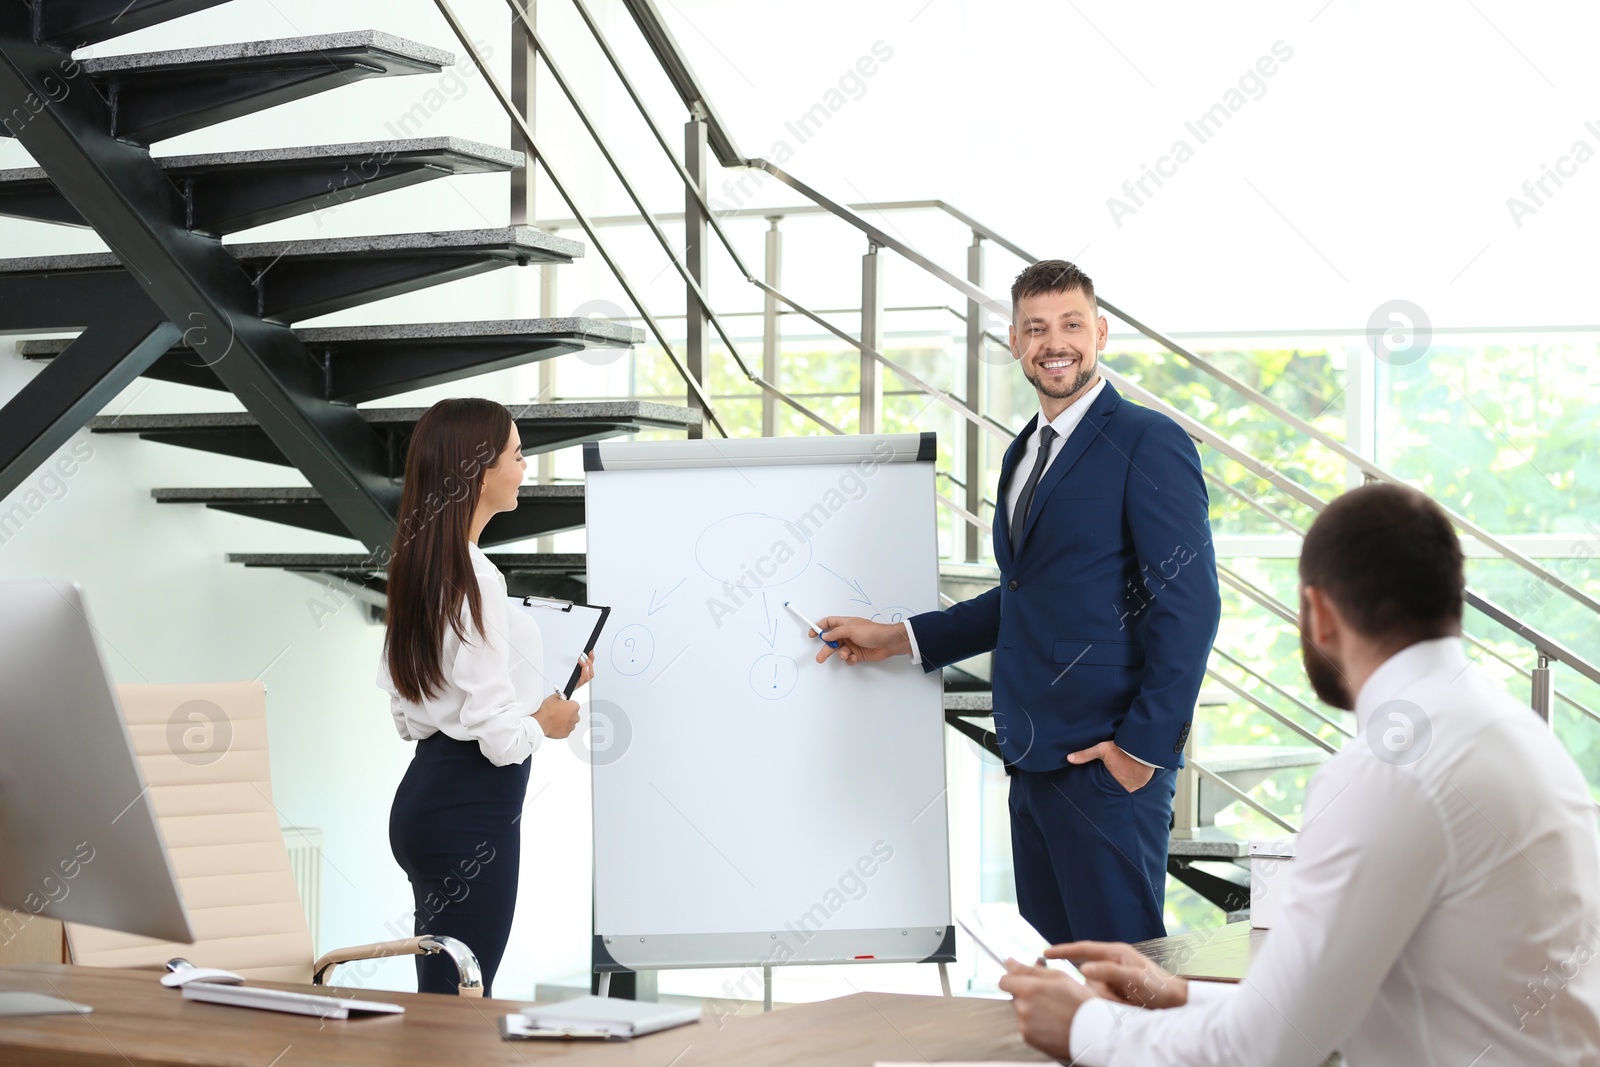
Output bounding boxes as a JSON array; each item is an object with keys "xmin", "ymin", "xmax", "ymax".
[{"xmin": 65, "ymin": 681, "xmax": 315, "ymax": 982}]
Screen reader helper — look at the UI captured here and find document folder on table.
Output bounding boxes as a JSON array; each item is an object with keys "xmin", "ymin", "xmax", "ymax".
[
  {"xmin": 507, "ymin": 994, "xmax": 700, "ymax": 1039},
  {"xmin": 507, "ymin": 596, "xmax": 609, "ymax": 698}
]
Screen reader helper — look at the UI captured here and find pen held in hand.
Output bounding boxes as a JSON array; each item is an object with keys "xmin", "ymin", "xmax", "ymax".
[{"xmin": 783, "ymin": 601, "xmax": 841, "ymax": 648}]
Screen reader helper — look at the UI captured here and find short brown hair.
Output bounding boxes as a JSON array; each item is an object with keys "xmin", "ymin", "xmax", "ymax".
[
  {"xmin": 1299, "ymin": 483, "xmax": 1463, "ymax": 645},
  {"xmin": 1011, "ymin": 260, "xmax": 1096, "ymax": 316}
]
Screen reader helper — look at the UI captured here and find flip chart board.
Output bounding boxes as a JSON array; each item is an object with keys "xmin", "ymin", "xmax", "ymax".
[{"xmin": 583, "ymin": 433, "xmax": 953, "ymax": 971}]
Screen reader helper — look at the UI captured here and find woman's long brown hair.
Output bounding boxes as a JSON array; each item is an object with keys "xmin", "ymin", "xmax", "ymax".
[{"xmin": 384, "ymin": 398, "xmax": 514, "ymax": 703}]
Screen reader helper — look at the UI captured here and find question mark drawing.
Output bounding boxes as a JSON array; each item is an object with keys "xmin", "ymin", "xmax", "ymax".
[{"xmin": 611, "ymin": 624, "xmax": 654, "ymax": 677}]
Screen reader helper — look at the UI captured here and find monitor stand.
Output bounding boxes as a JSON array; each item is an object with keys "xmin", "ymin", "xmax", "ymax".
[{"xmin": 0, "ymin": 992, "xmax": 93, "ymax": 1017}]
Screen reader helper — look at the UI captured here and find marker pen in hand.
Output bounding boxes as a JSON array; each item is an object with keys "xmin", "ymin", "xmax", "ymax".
[{"xmin": 783, "ymin": 601, "xmax": 841, "ymax": 648}]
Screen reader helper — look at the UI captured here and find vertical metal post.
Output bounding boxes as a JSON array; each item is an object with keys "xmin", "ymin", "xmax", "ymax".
[
  {"xmin": 684, "ymin": 118, "xmax": 710, "ymax": 439},
  {"xmin": 508, "ymin": 1, "xmax": 536, "ymax": 225},
  {"xmin": 1170, "ymin": 721, "xmax": 1200, "ymax": 838},
  {"xmin": 964, "ymin": 233, "xmax": 985, "ymax": 561},
  {"xmin": 761, "ymin": 217, "xmax": 783, "ymax": 437},
  {"xmin": 938, "ymin": 960, "xmax": 952, "ymax": 997},
  {"xmin": 859, "ymin": 241, "xmax": 883, "ymax": 435},
  {"xmin": 762, "ymin": 965, "xmax": 773, "ymax": 1012},
  {"xmin": 1346, "ymin": 340, "xmax": 1377, "ymax": 491},
  {"xmin": 1532, "ymin": 653, "xmax": 1553, "ymax": 724},
  {"xmin": 536, "ymin": 244, "xmax": 558, "ymax": 553}
]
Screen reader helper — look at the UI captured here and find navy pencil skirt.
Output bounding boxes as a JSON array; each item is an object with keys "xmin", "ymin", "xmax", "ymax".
[{"xmin": 388, "ymin": 731, "xmax": 530, "ymax": 996}]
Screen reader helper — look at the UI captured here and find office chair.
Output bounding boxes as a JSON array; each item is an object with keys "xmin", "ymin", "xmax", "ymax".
[{"xmin": 64, "ymin": 681, "xmax": 483, "ymax": 996}]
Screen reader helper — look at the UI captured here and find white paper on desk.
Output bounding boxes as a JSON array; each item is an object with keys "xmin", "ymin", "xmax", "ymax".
[{"xmin": 506, "ymin": 597, "xmax": 608, "ymax": 698}]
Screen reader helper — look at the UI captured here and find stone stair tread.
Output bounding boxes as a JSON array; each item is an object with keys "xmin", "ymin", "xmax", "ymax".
[
  {"xmin": 227, "ymin": 551, "xmax": 588, "ymax": 568},
  {"xmin": 1195, "ymin": 744, "xmax": 1330, "ymax": 775},
  {"xmin": 153, "ymin": 484, "xmax": 583, "ymax": 501},
  {"xmin": 295, "ymin": 318, "xmax": 636, "ymax": 343},
  {"xmin": 1168, "ymin": 827, "xmax": 1251, "ymax": 859},
  {"xmin": 0, "ymin": 227, "xmax": 580, "ymax": 274},
  {"xmin": 77, "ymin": 30, "xmax": 453, "ymax": 74},
  {"xmin": 943, "ymin": 692, "xmax": 993, "ymax": 713},
  {"xmin": 0, "ymin": 137, "xmax": 523, "ymax": 185},
  {"xmin": 19, "ymin": 318, "xmax": 641, "ymax": 356},
  {"xmin": 90, "ymin": 401, "xmax": 695, "ymax": 432}
]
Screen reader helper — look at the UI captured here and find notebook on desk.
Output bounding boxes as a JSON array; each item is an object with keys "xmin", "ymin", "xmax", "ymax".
[{"xmin": 507, "ymin": 994, "xmax": 700, "ymax": 1039}]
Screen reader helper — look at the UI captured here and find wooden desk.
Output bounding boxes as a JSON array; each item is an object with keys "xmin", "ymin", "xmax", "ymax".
[
  {"xmin": 1135, "ymin": 920, "xmax": 1263, "ymax": 983},
  {"xmin": 0, "ymin": 964, "xmax": 1047, "ymax": 1066}
]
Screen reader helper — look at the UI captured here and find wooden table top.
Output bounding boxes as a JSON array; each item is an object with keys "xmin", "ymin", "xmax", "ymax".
[
  {"xmin": 1135, "ymin": 920, "xmax": 1263, "ymax": 983},
  {"xmin": 0, "ymin": 964, "xmax": 1048, "ymax": 1067}
]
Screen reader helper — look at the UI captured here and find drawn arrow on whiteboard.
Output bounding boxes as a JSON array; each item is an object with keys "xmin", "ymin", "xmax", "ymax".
[
  {"xmin": 757, "ymin": 593, "xmax": 779, "ymax": 647},
  {"xmin": 648, "ymin": 577, "xmax": 687, "ymax": 616},
  {"xmin": 819, "ymin": 564, "xmax": 872, "ymax": 605}
]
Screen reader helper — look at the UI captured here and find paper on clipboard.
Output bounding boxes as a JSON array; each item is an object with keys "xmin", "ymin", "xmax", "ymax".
[{"xmin": 507, "ymin": 596, "xmax": 610, "ymax": 697}]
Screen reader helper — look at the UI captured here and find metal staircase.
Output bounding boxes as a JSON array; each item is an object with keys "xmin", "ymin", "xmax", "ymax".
[
  {"xmin": 3, "ymin": 0, "xmax": 1595, "ymax": 935},
  {"xmin": 0, "ymin": 10, "xmax": 680, "ymax": 575}
]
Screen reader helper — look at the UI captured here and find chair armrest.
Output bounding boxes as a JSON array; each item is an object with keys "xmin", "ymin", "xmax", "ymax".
[{"xmin": 312, "ymin": 935, "xmax": 483, "ymax": 996}]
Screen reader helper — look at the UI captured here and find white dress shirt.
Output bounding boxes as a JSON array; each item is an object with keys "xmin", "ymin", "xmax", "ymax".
[
  {"xmin": 1069, "ymin": 637, "xmax": 1600, "ymax": 1066},
  {"xmin": 377, "ymin": 542, "xmax": 548, "ymax": 767},
  {"xmin": 903, "ymin": 376, "xmax": 1107, "ymax": 667}
]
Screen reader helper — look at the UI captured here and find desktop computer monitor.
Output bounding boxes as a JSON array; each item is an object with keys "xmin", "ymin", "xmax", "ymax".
[{"xmin": 0, "ymin": 581, "xmax": 193, "ymax": 1015}]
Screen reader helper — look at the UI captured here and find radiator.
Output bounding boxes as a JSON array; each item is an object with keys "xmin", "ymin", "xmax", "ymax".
[{"xmin": 281, "ymin": 826, "xmax": 323, "ymax": 955}]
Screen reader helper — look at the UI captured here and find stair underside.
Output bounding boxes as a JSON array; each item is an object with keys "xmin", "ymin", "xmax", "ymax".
[
  {"xmin": 0, "ymin": 138, "xmax": 523, "ymax": 235},
  {"xmin": 91, "ymin": 401, "xmax": 699, "ymax": 471},
  {"xmin": 155, "ymin": 484, "xmax": 585, "ymax": 546},
  {"xmin": 36, "ymin": 0, "xmax": 237, "ymax": 49},
  {"xmin": 0, "ymin": 31, "xmax": 452, "ymax": 144},
  {"xmin": 231, "ymin": 551, "xmax": 590, "ymax": 603},
  {"xmin": 18, "ymin": 317, "xmax": 639, "ymax": 402},
  {"xmin": 0, "ymin": 227, "xmax": 582, "ymax": 325}
]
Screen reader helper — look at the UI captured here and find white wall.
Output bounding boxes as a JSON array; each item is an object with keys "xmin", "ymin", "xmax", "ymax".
[{"xmin": 662, "ymin": 0, "xmax": 1598, "ymax": 332}]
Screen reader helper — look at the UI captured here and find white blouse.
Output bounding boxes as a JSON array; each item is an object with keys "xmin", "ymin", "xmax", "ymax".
[{"xmin": 377, "ymin": 542, "xmax": 548, "ymax": 767}]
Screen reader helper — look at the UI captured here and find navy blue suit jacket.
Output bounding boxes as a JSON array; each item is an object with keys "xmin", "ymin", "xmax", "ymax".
[{"xmin": 910, "ymin": 382, "xmax": 1220, "ymax": 772}]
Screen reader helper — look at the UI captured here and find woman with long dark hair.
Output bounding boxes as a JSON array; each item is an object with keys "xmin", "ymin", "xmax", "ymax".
[{"xmin": 378, "ymin": 397, "xmax": 590, "ymax": 996}]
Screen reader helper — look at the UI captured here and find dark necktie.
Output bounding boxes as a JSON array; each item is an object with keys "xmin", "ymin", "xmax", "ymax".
[{"xmin": 1010, "ymin": 424, "xmax": 1058, "ymax": 551}]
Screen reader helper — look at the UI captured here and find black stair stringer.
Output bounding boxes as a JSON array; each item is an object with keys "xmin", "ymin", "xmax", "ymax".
[{"xmin": 0, "ymin": 14, "xmax": 398, "ymax": 549}]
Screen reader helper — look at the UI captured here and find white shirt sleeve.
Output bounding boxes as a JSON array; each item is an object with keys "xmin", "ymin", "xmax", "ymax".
[
  {"xmin": 902, "ymin": 620, "xmax": 922, "ymax": 665},
  {"xmin": 452, "ymin": 588, "xmax": 545, "ymax": 767},
  {"xmin": 376, "ymin": 653, "xmax": 415, "ymax": 741},
  {"xmin": 1067, "ymin": 755, "xmax": 1450, "ymax": 1066}
]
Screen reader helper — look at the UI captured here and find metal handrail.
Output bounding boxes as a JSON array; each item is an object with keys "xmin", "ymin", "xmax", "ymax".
[
  {"xmin": 541, "ymin": 4, "xmax": 1600, "ymax": 637},
  {"xmin": 1205, "ymin": 668, "xmax": 1339, "ymax": 755},
  {"xmin": 1212, "ymin": 647, "xmax": 1353, "ymax": 738},
  {"xmin": 504, "ymin": 0, "xmax": 1600, "ymax": 700},
  {"xmin": 429, "ymin": 0, "xmax": 728, "ymax": 437},
  {"xmin": 1217, "ymin": 563, "xmax": 1600, "ymax": 730},
  {"xmin": 1190, "ymin": 760, "xmax": 1298, "ymax": 834},
  {"xmin": 489, "ymin": 0, "xmax": 846, "ymax": 437}
]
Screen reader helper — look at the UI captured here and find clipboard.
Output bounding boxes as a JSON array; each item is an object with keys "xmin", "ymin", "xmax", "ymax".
[{"xmin": 507, "ymin": 596, "xmax": 610, "ymax": 697}]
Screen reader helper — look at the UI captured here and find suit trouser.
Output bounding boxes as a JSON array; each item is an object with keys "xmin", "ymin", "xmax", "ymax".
[
  {"xmin": 1008, "ymin": 759, "xmax": 1176, "ymax": 945},
  {"xmin": 389, "ymin": 732, "xmax": 530, "ymax": 996}
]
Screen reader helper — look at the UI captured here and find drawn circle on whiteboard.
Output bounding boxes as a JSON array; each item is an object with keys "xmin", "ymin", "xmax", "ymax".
[
  {"xmin": 611, "ymin": 624, "xmax": 654, "ymax": 676},
  {"xmin": 749, "ymin": 654, "xmax": 799, "ymax": 701},
  {"xmin": 870, "ymin": 605, "xmax": 916, "ymax": 625},
  {"xmin": 695, "ymin": 513, "xmax": 813, "ymax": 588}
]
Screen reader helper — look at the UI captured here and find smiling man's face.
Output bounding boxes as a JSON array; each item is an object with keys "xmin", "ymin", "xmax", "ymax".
[{"xmin": 1010, "ymin": 286, "xmax": 1108, "ymax": 412}]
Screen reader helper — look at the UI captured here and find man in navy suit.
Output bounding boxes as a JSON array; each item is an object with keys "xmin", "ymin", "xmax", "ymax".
[{"xmin": 817, "ymin": 260, "xmax": 1220, "ymax": 944}]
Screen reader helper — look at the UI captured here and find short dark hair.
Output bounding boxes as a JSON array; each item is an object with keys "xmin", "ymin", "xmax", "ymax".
[
  {"xmin": 1011, "ymin": 260, "xmax": 1096, "ymax": 317},
  {"xmin": 1299, "ymin": 483, "xmax": 1464, "ymax": 645}
]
